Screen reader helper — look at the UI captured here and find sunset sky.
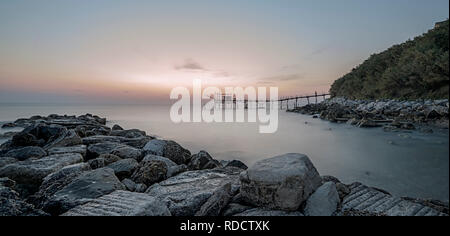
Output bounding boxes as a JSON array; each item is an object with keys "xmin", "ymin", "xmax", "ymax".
[{"xmin": 0, "ymin": 0, "xmax": 448, "ymax": 104}]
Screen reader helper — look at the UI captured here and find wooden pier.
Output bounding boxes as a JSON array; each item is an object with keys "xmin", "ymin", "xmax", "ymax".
[{"xmin": 218, "ymin": 92, "xmax": 331, "ymax": 110}]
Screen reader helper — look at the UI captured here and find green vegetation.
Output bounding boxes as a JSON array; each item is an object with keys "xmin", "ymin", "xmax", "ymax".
[{"xmin": 330, "ymin": 20, "xmax": 449, "ymax": 100}]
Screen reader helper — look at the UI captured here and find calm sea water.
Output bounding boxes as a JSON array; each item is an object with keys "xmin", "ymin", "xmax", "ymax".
[{"xmin": 0, "ymin": 103, "xmax": 449, "ymax": 201}]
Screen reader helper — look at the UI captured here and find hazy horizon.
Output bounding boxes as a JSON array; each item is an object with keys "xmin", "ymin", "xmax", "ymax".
[{"xmin": 1, "ymin": 0, "xmax": 449, "ymax": 104}]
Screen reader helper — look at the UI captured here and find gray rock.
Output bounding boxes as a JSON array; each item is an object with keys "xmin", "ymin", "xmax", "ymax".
[
  {"xmin": 44, "ymin": 129, "xmax": 82, "ymax": 150},
  {"xmin": 224, "ymin": 160, "xmax": 248, "ymax": 170},
  {"xmin": 195, "ymin": 183, "xmax": 233, "ymax": 216},
  {"xmin": 121, "ymin": 179, "xmax": 136, "ymax": 191},
  {"xmin": 135, "ymin": 183, "xmax": 148, "ymax": 193},
  {"xmin": 340, "ymin": 182, "xmax": 448, "ymax": 216},
  {"xmin": 304, "ymin": 182, "xmax": 340, "ymax": 216},
  {"xmin": 0, "ymin": 185, "xmax": 49, "ymax": 216},
  {"xmin": 0, "ymin": 157, "xmax": 18, "ymax": 168},
  {"xmin": 82, "ymin": 135, "xmax": 152, "ymax": 149},
  {"xmin": 131, "ymin": 159, "xmax": 168, "ymax": 186},
  {"xmin": 240, "ymin": 153, "xmax": 322, "ymax": 211},
  {"xmin": 112, "ymin": 124, "xmax": 124, "ymax": 131},
  {"xmin": 0, "ymin": 153, "xmax": 83, "ymax": 196},
  {"xmin": 86, "ymin": 142, "xmax": 126, "ymax": 160},
  {"xmin": 5, "ymin": 146, "xmax": 47, "ymax": 161},
  {"xmin": 47, "ymin": 145, "xmax": 87, "ymax": 157},
  {"xmin": 107, "ymin": 158, "xmax": 139, "ymax": 180},
  {"xmin": 189, "ymin": 151, "xmax": 221, "ymax": 170},
  {"xmin": 143, "ymin": 139, "xmax": 191, "ymax": 165},
  {"xmin": 222, "ymin": 203, "xmax": 253, "ymax": 216},
  {"xmin": 87, "ymin": 157, "xmax": 106, "ymax": 169},
  {"xmin": 43, "ymin": 168, "xmax": 125, "ymax": 215},
  {"xmin": 111, "ymin": 146, "xmax": 143, "ymax": 161},
  {"xmin": 99, "ymin": 154, "xmax": 122, "ymax": 165},
  {"xmin": 62, "ymin": 190, "xmax": 171, "ymax": 216},
  {"xmin": 30, "ymin": 163, "xmax": 92, "ymax": 208},
  {"xmin": 110, "ymin": 129, "xmax": 146, "ymax": 138},
  {"xmin": 0, "ymin": 177, "xmax": 15, "ymax": 188},
  {"xmin": 235, "ymin": 208, "xmax": 304, "ymax": 216},
  {"xmin": 145, "ymin": 167, "xmax": 241, "ymax": 216},
  {"xmin": 1, "ymin": 123, "xmax": 16, "ymax": 128}
]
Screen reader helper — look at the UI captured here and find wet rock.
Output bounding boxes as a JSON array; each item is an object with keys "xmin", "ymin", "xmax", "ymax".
[
  {"xmin": 44, "ymin": 129, "xmax": 82, "ymax": 150},
  {"xmin": 107, "ymin": 158, "xmax": 139, "ymax": 180},
  {"xmin": 240, "ymin": 153, "xmax": 322, "ymax": 211},
  {"xmin": 143, "ymin": 139, "xmax": 191, "ymax": 165},
  {"xmin": 62, "ymin": 190, "xmax": 171, "ymax": 216},
  {"xmin": 5, "ymin": 146, "xmax": 47, "ymax": 161},
  {"xmin": 189, "ymin": 151, "xmax": 221, "ymax": 170},
  {"xmin": 195, "ymin": 183, "xmax": 233, "ymax": 216},
  {"xmin": 43, "ymin": 168, "xmax": 125, "ymax": 215},
  {"xmin": 146, "ymin": 167, "xmax": 242, "ymax": 216},
  {"xmin": 357, "ymin": 119, "xmax": 382, "ymax": 128},
  {"xmin": 0, "ymin": 153, "xmax": 83, "ymax": 196},
  {"xmin": 304, "ymin": 182, "xmax": 340, "ymax": 216},
  {"xmin": 121, "ymin": 178, "xmax": 136, "ymax": 191},
  {"xmin": 47, "ymin": 145, "xmax": 87, "ymax": 157},
  {"xmin": 235, "ymin": 208, "xmax": 304, "ymax": 216}
]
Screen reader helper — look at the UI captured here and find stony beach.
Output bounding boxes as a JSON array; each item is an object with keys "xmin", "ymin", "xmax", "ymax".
[
  {"xmin": 0, "ymin": 113, "xmax": 448, "ymax": 216},
  {"xmin": 288, "ymin": 97, "xmax": 449, "ymax": 132}
]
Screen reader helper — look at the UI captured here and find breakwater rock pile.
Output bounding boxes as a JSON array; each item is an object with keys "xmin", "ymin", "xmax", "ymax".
[
  {"xmin": 288, "ymin": 98, "xmax": 449, "ymax": 131},
  {"xmin": 0, "ymin": 114, "xmax": 448, "ymax": 216}
]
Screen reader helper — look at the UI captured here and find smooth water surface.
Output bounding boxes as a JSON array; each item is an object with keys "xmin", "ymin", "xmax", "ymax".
[{"xmin": 0, "ymin": 103, "xmax": 448, "ymax": 201}]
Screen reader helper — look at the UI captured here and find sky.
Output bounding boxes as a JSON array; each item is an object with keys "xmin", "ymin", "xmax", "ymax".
[{"xmin": 0, "ymin": 0, "xmax": 448, "ymax": 104}]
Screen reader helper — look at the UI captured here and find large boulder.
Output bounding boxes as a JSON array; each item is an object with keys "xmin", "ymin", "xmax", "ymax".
[
  {"xmin": 110, "ymin": 129, "xmax": 146, "ymax": 138},
  {"xmin": 42, "ymin": 168, "xmax": 125, "ymax": 215},
  {"xmin": 143, "ymin": 140, "xmax": 191, "ymax": 165},
  {"xmin": 189, "ymin": 151, "xmax": 221, "ymax": 170},
  {"xmin": 10, "ymin": 123, "xmax": 81, "ymax": 149},
  {"xmin": 107, "ymin": 158, "xmax": 139, "ymax": 180},
  {"xmin": 304, "ymin": 182, "xmax": 340, "ymax": 216},
  {"xmin": 4, "ymin": 146, "xmax": 47, "ymax": 161},
  {"xmin": 240, "ymin": 153, "xmax": 322, "ymax": 211},
  {"xmin": 29, "ymin": 163, "xmax": 92, "ymax": 208},
  {"xmin": 145, "ymin": 167, "xmax": 241, "ymax": 216},
  {"xmin": 0, "ymin": 153, "xmax": 84, "ymax": 196},
  {"xmin": 62, "ymin": 190, "xmax": 171, "ymax": 216}
]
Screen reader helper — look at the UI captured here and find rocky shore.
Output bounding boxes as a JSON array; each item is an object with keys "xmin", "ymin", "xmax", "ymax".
[
  {"xmin": 0, "ymin": 114, "xmax": 448, "ymax": 216},
  {"xmin": 288, "ymin": 97, "xmax": 449, "ymax": 132}
]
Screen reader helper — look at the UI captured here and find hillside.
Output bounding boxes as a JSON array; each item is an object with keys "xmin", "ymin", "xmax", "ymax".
[{"xmin": 330, "ymin": 20, "xmax": 449, "ymax": 100}]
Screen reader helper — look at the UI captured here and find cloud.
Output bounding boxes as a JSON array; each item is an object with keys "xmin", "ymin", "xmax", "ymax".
[
  {"xmin": 262, "ymin": 73, "xmax": 305, "ymax": 82},
  {"xmin": 174, "ymin": 58, "xmax": 206, "ymax": 71}
]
